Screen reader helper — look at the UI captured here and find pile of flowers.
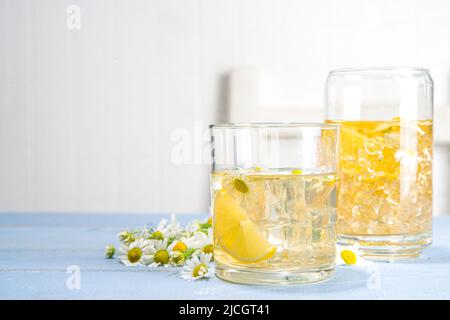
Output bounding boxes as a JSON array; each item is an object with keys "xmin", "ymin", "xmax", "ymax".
[
  {"xmin": 105, "ymin": 215, "xmax": 370, "ymax": 281},
  {"xmin": 105, "ymin": 214, "xmax": 214, "ymax": 281}
]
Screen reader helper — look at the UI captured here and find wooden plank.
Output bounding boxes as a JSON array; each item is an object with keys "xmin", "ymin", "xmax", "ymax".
[{"xmin": 1, "ymin": 214, "xmax": 450, "ymax": 299}]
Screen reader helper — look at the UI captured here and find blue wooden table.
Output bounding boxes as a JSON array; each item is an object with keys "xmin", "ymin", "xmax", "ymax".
[{"xmin": 1, "ymin": 213, "xmax": 450, "ymax": 299}]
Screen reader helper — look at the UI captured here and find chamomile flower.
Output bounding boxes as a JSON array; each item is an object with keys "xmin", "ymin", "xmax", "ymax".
[
  {"xmin": 119, "ymin": 238, "xmax": 152, "ymax": 266},
  {"xmin": 223, "ymin": 174, "xmax": 252, "ymax": 196},
  {"xmin": 117, "ymin": 230, "xmax": 136, "ymax": 245},
  {"xmin": 167, "ymin": 214, "xmax": 184, "ymax": 237},
  {"xmin": 107, "ymin": 216, "xmax": 215, "ymax": 278},
  {"xmin": 170, "ymin": 250, "xmax": 186, "ymax": 266},
  {"xmin": 147, "ymin": 239, "xmax": 171, "ymax": 267},
  {"xmin": 336, "ymin": 244, "xmax": 368, "ymax": 267},
  {"xmin": 149, "ymin": 214, "xmax": 183, "ymax": 240},
  {"xmin": 183, "ymin": 231, "xmax": 210, "ymax": 250},
  {"xmin": 169, "ymin": 239, "xmax": 188, "ymax": 253},
  {"xmin": 181, "ymin": 253, "xmax": 213, "ymax": 280},
  {"xmin": 196, "ymin": 228, "xmax": 214, "ymax": 256},
  {"xmin": 221, "ymin": 173, "xmax": 263, "ymax": 213},
  {"xmin": 184, "ymin": 216, "xmax": 212, "ymax": 236},
  {"xmin": 105, "ymin": 244, "xmax": 115, "ymax": 259},
  {"xmin": 184, "ymin": 219, "xmax": 202, "ymax": 235},
  {"xmin": 138, "ymin": 225, "xmax": 151, "ymax": 239},
  {"xmin": 183, "ymin": 229, "xmax": 214, "ymax": 260},
  {"xmin": 202, "ymin": 228, "xmax": 214, "ymax": 255}
]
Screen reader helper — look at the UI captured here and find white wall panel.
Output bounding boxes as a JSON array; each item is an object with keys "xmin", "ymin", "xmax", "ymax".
[{"xmin": 0, "ymin": 0, "xmax": 448, "ymax": 214}]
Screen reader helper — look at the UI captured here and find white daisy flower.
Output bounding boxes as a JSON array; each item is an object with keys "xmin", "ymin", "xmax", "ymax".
[
  {"xmin": 167, "ymin": 228, "xmax": 213, "ymax": 261},
  {"xmin": 117, "ymin": 230, "xmax": 136, "ymax": 245},
  {"xmin": 170, "ymin": 250, "xmax": 186, "ymax": 266},
  {"xmin": 119, "ymin": 238, "xmax": 152, "ymax": 266},
  {"xmin": 138, "ymin": 225, "xmax": 151, "ymax": 239},
  {"xmin": 336, "ymin": 244, "xmax": 368, "ymax": 267},
  {"xmin": 165, "ymin": 214, "xmax": 184, "ymax": 237},
  {"xmin": 182, "ymin": 229, "xmax": 214, "ymax": 261},
  {"xmin": 197, "ymin": 228, "xmax": 214, "ymax": 256},
  {"xmin": 183, "ymin": 231, "xmax": 208, "ymax": 249},
  {"xmin": 204, "ymin": 229, "xmax": 214, "ymax": 254},
  {"xmin": 185, "ymin": 219, "xmax": 202, "ymax": 235},
  {"xmin": 184, "ymin": 216, "xmax": 212, "ymax": 236},
  {"xmin": 149, "ymin": 214, "xmax": 183, "ymax": 240},
  {"xmin": 181, "ymin": 253, "xmax": 213, "ymax": 280},
  {"xmin": 105, "ymin": 244, "xmax": 115, "ymax": 259},
  {"xmin": 221, "ymin": 174, "xmax": 262, "ymax": 211},
  {"xmin": 147, "ymin": 239, "xmax": 171, "ymax": 267},
  {"xmin": 168, "ymin": 239, "xmax": 188, "ymax": 253}
]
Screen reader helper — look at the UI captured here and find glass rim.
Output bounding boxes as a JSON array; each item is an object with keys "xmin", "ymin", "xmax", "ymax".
[
  {"xmin": 328, "ymin": 66, "xmax": 430, "ymax": 75},
  {"xmin": 209, "ymin": 122, "xmax": 340, "ymax": 129}
]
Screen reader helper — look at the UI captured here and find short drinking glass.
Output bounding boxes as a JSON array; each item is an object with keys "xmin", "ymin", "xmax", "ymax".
[{"xmin": 210, "ymin": 123, "xmax": 339, "ymax": 284}]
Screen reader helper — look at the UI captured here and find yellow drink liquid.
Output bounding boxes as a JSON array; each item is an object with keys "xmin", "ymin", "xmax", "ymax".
[
  {"xmin": 211, "ymin": 168, "xmax": 336, "ymax": 278},
  {"xmin": 327, "ymin": 119, "xmax": 433, "ymax": 236}
]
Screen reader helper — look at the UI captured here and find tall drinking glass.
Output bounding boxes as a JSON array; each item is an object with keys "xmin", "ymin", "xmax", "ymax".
[
  {"xmin": 210, "ymin": 123, "xmax": 339, "ymax": 284},
  {"xmin": 326, "ymin": 67, "xmax": 433, "ymax": 260}
]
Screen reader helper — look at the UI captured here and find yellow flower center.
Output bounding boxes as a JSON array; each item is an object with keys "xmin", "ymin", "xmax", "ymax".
[
  {"xmin": 232, "ymin": 178, "xmax": 249, "ymax": 193},
  {"xmin": 291, "ymin": 169, "xmax": 303, "ymax": 175},
  {"xmin": 128, "ymin": 247, "xmax": 142, "ymax": 263},
  {"xmin": 150, "ymin": 231, "xmax": 163, "ymax": 240},
  {"xmin": 341, "ymin": 249, "xmax": 357, "ymax": 265},
  {"xmin": 154, "ymin": 249, "xmax": 169, "ymax": 264},
  {"xmin": 172, "ymin": 241, "xmax": 187, "ymax": 252},
  {"xmin": 193, "ymin": 263, "xmax": 207, "ymax": 277},
  {"xmin": 202, "ymin": 244, "xmax": 214, "ymax": 255},
  {"xmin": 171, "ymin": 252, "xmax": 185, "ymax": 266}
]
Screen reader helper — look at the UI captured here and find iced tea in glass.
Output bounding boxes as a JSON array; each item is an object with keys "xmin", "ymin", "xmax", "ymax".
[{"xmin": 210, "ymin": 123, "xmax": 339, "ymax": 284}]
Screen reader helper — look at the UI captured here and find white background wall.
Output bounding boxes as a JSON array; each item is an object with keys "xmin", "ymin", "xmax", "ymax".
[{"xmin": 0, "ymin": 0, "xmax": 449, "ymax": 214}]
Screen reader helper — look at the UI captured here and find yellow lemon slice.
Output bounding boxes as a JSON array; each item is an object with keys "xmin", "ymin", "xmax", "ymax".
[{"xmin": 213, "ymin": 190, "xmax": 276, "ymax": 262}]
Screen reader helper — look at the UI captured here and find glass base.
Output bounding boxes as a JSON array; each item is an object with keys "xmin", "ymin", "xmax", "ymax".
[
  {"xmin": 338, "ymin": 232, "xmax": 432, "ymax": 261},
  {"xmin": 215, "ymin": 264, "xmax": 334, "ymax": 285}
]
